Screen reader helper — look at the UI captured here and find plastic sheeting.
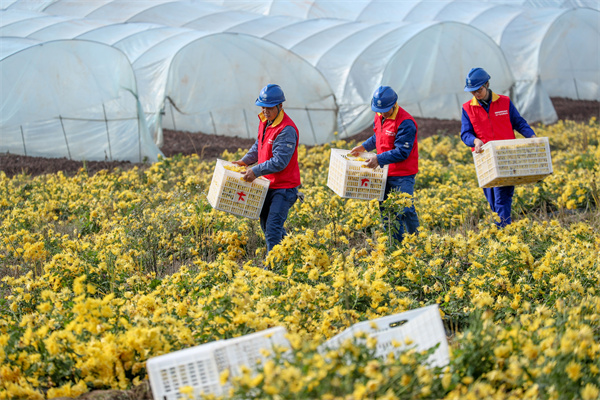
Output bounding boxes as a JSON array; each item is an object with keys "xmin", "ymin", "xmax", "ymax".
[
  {"xmin": 211, "ymin": 0, "xmax": 600, "ymax": 124},
  {"xmin": 7, "ymin": 1, "xmax": 514, "ymax": 138},
  {"xmin": 2, "ymin": 4, "xmax": 338, "ymax": 147},
  {"xmin": 228, "ymin": 19, "xmax": 514, "ymax": 137},
  {"xmin": 0, "ymin": 37, "xmax": 161, "ymax": 162},
  {"xmin": 404, "ymin": 4, "xmax": 599, "ymax": 123},
  {"xmin": 8, "ymin": 1, "xmax": 594, "ymax": 139},
  {"xmin": 490, "ymin": 0, "xmax": 600, "ymax": 10}
]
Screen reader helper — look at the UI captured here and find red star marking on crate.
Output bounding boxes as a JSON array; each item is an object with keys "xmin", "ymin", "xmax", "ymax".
[
  {"xmin": 237, "ymin": 191, "xmax": 247, "ymax": 202},
  {"xmin": 361, "ymin": 178, "xmax": 370, "ymax": 187}
]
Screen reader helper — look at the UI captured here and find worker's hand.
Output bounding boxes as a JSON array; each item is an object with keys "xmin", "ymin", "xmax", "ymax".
[
  {"xmin": 241, "ymin": 168, "xmax": 256, "ymax": 183},
  {"xmin": 365, "ymin": 155, "xmax": 379, "ymax": 169},
  {"xmin": 349, "ymin": 145, "xmax": 366, "ymax": 156},
  {"xmin": 232, "ymin": 160, "xmax": 247, "ymax": 166},
  {"xmin": 473, "ymin": 138, "xmax": 484, "ymax": 153}
]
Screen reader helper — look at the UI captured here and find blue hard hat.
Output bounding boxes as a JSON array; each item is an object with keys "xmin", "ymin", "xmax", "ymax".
[
  {"xmin": 464, "ymin": 68, "xmax": 491, "ymax": 92},
  {"xmin": 371, "ymin": 86, "xmax": 398, "ymax": 112},
  {"xmin": 255, "ymin": 84, "xmax": 286, "ymax": 107}
]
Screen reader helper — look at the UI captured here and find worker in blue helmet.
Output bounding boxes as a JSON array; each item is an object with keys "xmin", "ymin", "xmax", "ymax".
[
  {"xmin": 233, "ymin": 84, "xmax": 301, "ymax": 255},
  {"xmin": 461, "ymin": 67, "xmax": 537, "ymax": 227},
  {"xmin": 349, "ymin": 86, "xmax": 420, "ymax": 243}
]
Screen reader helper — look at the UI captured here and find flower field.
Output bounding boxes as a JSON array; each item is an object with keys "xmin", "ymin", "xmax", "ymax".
[{"xmin": 1, "ymin": 119, "xmax": 599, "ymax": 400}]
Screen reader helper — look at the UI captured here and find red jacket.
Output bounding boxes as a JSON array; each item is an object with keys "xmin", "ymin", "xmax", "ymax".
[
  {"xmin": 257, "ymin": 111, "xmax": 301, "ymax": 189},
  {"xmin": 375, "ymin": 105, "xmax": 419, "ymax": 176},
  {"xmin": 463, "ymin": 93, "xmax": 515, "ymax": 144}
]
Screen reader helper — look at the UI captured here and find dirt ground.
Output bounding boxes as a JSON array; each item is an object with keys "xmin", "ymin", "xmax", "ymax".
[{"xmin": 1, "ymin": 98, "xmax": 598, "ymax": 178}]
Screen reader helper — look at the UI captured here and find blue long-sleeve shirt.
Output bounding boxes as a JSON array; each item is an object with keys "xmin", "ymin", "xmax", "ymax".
[
  {"xmin": 241, "ymin": 125, "xmax": 298, "ymax": 177},
  {"xmin": 362, "ymin": 119, "xmax": 417, "ymax": 167},
  {"xmin": 461, "ymin": 95, "xmax": 535, "ymax": 147}
]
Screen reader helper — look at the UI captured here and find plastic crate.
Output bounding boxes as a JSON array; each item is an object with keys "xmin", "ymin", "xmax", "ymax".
[
  {"xmin": 147, "ymin": 327, "xmax": 290, "ymax": 400},
  {"xmin": 327, "ymin": 148, "xmax": 388, "ymax": 201},
  {"xmin": 473, "ymin": 137, "xmax": 553, "ymax": 188},
  {"xmin": 212, "ymin": 327, "xmax": 291, "ymax": 377},
  {"xmin": 206, "ymin": 159, "xmax": 269, "ymax": 220},
  {"xmin": 319, "ymin": 305, "xmax": 449, "ymax": 368}
]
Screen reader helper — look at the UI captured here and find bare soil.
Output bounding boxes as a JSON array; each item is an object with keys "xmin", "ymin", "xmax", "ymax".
[{"xmin": 1, "ymin": 98, "xmax": 598, "ymax": 179}]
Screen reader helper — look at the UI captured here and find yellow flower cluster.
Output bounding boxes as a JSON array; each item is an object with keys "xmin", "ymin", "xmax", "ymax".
[
  {"xmin": 0, "ymin": 120, "xmax": 598, "ymax": 399},
  {"xmin": 223, "ymin": 165, "xmax": 246, "ymax": 173}
]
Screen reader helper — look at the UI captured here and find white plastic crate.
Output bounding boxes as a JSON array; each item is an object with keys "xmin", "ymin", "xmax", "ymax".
[
  {"xmin": 320, "ymin": 305, "xmax": 449, "ymax": 368},
  {"xmin": 327, "ymin": 148, "xmax": 388, "ymax": 201},
  {"xmin": 212, "ymin": 327, "xmax": 291, "ymax": 377},
  {"xmin": 473, "ymin": 137, "xmax": 553, "ymax": 188},
  {"xmin": 206, "ymin": 159, "xmax": 270, "ymax": 220},
  {"xmin": 147, "ymin": 327, "xmax": 290, "ymax": 400}
]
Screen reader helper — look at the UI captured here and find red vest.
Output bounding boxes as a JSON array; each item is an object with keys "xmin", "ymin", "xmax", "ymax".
[
  {"xmin": 374, "ymin": 105, "xmax": 419, "ymax": 176},
  {"xmin": 257, "ymin": 111, "xmax": 301, "ymax": 189},
  {"xmin": 463, "ymin": 93, "xmax": 515, "ymax": 145}
]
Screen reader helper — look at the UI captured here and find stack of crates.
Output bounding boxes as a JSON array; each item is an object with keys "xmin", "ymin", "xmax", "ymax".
[
  {"xmin": 473, "ymin": 137, "xmax": 553, "ymax": 188},
  {"xmin": 327, "ymin": 148, "xmax": 388, "ymax": 201},
  {"xmin": 207, "ymin": 159, "xmax": 270, "ymax": 219},
  {"xmin": 147, "ymin": 327, "xmax": 290, "ymax": 400},
  {"xmin": 319, "ymin": 305, "xmax": 449, "ymax": 368}
]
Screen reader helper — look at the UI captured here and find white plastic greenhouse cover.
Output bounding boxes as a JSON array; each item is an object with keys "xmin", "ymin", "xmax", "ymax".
[
  {"xmin": 212, "ymin": 0, "xmax": 600, "ymax": 124},
  {"xmin": 207, "ymin": 0, "xmax": 599, "ymax": 19},
  {"xmin": 2, "ymin": 4, "xmax": 339, "ymax": 146},
  {"xmin": 227, "ymin": 19, "xmax": 515, "ymax": 137},
  {"xmin": 407, "ymin": 4, "xmax": 600, "ymax": 123},
  {"xmin": 225, "ymin": 18, "xmax": 515, "ymax": 136},
  {"xmin": 0, "ymin": 36, "xmax": 162, "ymax": 162},
  {"xmin": 489, "ymin": 0, "xmax": 599, "ymax": 10},
  {"xmin": 9, "ymin": 1, "xmax": 515, "ymax": 138}
]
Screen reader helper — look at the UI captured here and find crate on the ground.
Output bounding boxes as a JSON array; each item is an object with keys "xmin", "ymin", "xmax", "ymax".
[
  {"xmin": 212, "ymin": 327, "xmax": 291, "ymax": 378},
  {"xmin": 473, "ymin": 137, "xmax": 553, "ymax": 188},
  {"xmin": 327, "ymin": 148, "xmax": 388, "ymax": 201},
  {"xmin": 319, "ymin": 304, "xmax": 449, "ymax": 368},
  {"xmin": 206, "ymin": 159, "xmax": 269, "ymax": 220},
  {"xmin": 147, "ymin": 326, "xmax": 290, "ymax": 400}
]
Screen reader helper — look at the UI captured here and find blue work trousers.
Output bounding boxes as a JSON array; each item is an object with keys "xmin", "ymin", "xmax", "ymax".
[
  {"xmin": 260, "ymin": 187, "xmax": 298, "ymax": 253},
  {"xmin": 380, "ymin": 175, "xmax": 420, "ymax": 243},
  {"xmin": 483, "ymin": 186, "xmax": 514, "ymax": 227}
]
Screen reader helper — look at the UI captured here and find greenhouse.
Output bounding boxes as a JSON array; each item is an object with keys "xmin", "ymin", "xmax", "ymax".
[
  {"xmin": 225, "ymin": 18, "xmax": 514, "ymax": 137},
  {"xmin": 498, "ymin": 0, "xmax": 599, "ymax": 10},
  {"xmin": 0, "ymin": 36, "xmax": 161, "ymax": 162},
  {"xmin": 401, "ymin": 3, "xmax": 600, "ymax": 124},
  {"xmin": 4, "ymin": 1, "xmax": 514, "ymax": 138},
  {"xmin": 3, "ymin": 0, "xmax": 597, "ymax": 148},
  {"xmin": 210, "ymin": 0, "xmax": 600, "ymax": 124},
  {"xmin": 0, "ymin": 7, "xmax": 338, "ymax": 148}
]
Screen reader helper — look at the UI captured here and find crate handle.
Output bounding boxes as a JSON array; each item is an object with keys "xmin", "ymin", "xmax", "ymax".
[{"xmin": 389, "ymin": 320, "xmax": 408, "ymax": 328}]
